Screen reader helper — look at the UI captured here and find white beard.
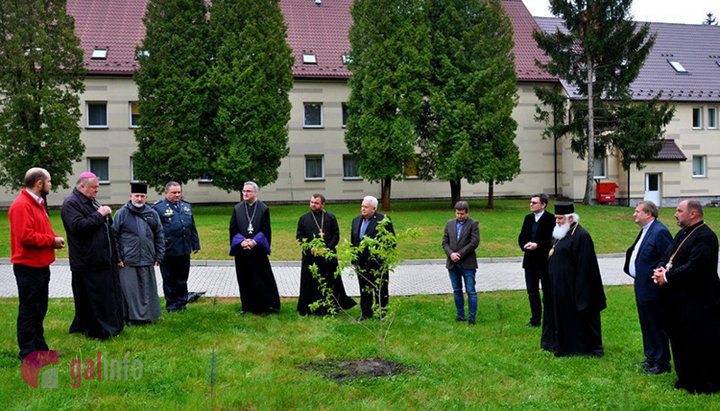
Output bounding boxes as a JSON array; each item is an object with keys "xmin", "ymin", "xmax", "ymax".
[{"xmin": 552, "ymin": 222, "xmax": 571, "ymax": 240}]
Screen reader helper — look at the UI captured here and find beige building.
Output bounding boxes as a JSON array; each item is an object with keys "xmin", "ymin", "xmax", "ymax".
[{"xmin": 2, "ymin": 0, "xmax": 718, "ymax": 208}]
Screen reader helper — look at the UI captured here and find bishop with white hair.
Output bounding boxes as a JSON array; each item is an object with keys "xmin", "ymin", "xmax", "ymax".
[{"xmin": 544, "ymin": 202, "xmax": 606, "ymax": 357}]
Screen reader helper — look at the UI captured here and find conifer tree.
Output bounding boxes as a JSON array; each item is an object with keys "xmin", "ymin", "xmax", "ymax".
[
  {"xmin": 418, "ymin": 0, "xmax": 519, "ymax": 209},
  {"xmin": 0, "ymin": 0, "xmax": 85, "ymax": 190},
  {"xmin": 208, "ymin": 0, "xmax": 293, "ymax": 191},
  {"xmin": 134, "ymin": 0, "xmax": 212, "ymax": 192},
  {"xmin": 345, "ymin": 0, "xmax": 431, "ymax": 211}
]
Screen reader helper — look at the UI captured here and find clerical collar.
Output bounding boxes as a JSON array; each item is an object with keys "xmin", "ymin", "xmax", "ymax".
[{"xmin": 682, "ymin": 220, "xmax": 704, "ymax": 233}]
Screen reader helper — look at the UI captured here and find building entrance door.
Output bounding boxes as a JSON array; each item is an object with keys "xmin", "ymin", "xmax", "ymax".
[{"xmin": 644, "ymin": 173, "xmax": 661, "ymax": 206}]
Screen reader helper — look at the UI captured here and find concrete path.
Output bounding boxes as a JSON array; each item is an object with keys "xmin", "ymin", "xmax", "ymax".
[{"xmin": 0, "ymin": 255, "xmax": 636, "ymax": 298}]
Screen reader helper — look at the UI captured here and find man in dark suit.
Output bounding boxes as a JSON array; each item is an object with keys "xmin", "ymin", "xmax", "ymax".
[
  {"xmin": 517, "ymin": 193, "xmax": 555, "ymax": 328},
  {"xmin": 442, "ymin": 201, "xmax": 480, "ymax": 325},
  {"xmin": 623, "ymin": 201, "xmax": 672, "ymax": 375},
  {"xmin": 351, "ymin": 195, "xmax": 395, "ymax": 321}
]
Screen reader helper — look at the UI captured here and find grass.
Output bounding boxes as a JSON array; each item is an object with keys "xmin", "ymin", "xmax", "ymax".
[
  {"xmin": 2, "ymin": 200, "xmax": 720, "ymax": 260},
  {"xmin": 1, "ymin": 287, "xmax": 718, "ymax": 409}
]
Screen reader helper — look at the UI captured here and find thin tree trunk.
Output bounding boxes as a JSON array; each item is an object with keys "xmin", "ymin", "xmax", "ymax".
[
  {"xmin": 381, "ymin": 176, "xmax": 391, "ymax": 211},
  {"xmin": 584, "ymin": 57, "xmax": 595, "ymax": 205},
  {"xmin": 488, "ymin": 181, "xmax": 495, "ymax": 209},
  {"xmin": 450, "ymin": 179, "xmax": 461, "ymax": 208}
]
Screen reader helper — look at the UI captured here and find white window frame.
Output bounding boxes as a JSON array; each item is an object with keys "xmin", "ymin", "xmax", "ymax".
[
  {"xmin": 342, "ymin": 155, "xmax": 361, "ymax": 180},
  {"xmin": 692, "ymin": 155, "xmax": 706, "ymax": 178},
  {"xmin": 302, "ymin": 54, "xmax": 317, "ymax": 64},
  {"xmin": 341, "ymin": 102, "xmax": 348, "ymax": 128},
  {"xmin": 593, "ymin": 156, "xmax": 607, "ymax": 179},
  {"xmin": 129, "ymin": 102, "xmax": 140, "ymax": 128},
  {"xmin": 668, "ymin": 60, "xmax": 687, "ymax": 73},
  {"xmin": 708, "ymin": 107, "xmax": 717, "ymax": 130},
  {"xmin": 91, "ymin": 48, "xmax": 108, "ymax": 59},
  {"xmin": 88, "ymin": 157, "xmax": 110, "ymax": 183},
  {"xmin": 129, "ymin": 157, "xmax": 144, "ymax": 183},
  {"xmin": 305, "ymin": 155, "xmax": 324, "ymax": 181},
  {"xmin": 86, "ymin": 101, "xmax": 108, "ymax": 128},
  {"xmin": 692, "ymin": 107, "xmax": 703, "ymax": 129},
  {"xmin": 303, "ymin": 103, "xmax": 323, "ymax": 128},
  {"xmin": 198, "ymin": 174, "xmax": 213, "ymax": 183}
]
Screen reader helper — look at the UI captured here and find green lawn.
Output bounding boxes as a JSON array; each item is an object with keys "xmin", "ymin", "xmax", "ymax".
[
  {"xmin": 1, "ymin": 287, "xmax": 717, "ymax": 408},
  {"xmin": 3, "ymin": 200, "xmax": 719, "ymax": 260}
]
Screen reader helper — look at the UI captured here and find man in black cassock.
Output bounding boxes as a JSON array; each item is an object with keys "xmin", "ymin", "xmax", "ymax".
[
  {"xmin": 61, "ymin": 172, "xmax": 124, "ymax": 339},
  {"xmin": 229, "ymin": 181, "xmax": 280, "ymax": 314},
  {"xmin": 653, "ymin": 199, "xmax": 720, "ymax": 394},
  {"xmin": 545, "ymin": 202, "xmax": 606, "ymax": 357},
  {"xmin": 296, "ymin": 194, "xmax": 356, "ymax": 315}
]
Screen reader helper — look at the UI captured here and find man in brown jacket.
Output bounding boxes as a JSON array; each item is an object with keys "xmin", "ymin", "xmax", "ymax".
[{"xmin": 442, "ymin": 201, "xmax": 480, "ymax": 325}]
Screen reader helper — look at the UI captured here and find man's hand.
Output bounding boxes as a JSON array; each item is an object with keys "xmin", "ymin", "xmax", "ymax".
[
  {"xmin": 192, "ymin": 249, "xmax": 199, "ymax": 254},
  {"xmin": 450, "ymin": 252, "xmax": 461, "ymax": 262},
  {"xmin": 652, "ymin": 267, "xmax": 667, "ymax": 285},
  {"xmin": 52, "ymin": 237, "xmax": 65, "ymax": 249},
  {"xmin": 523, "ymin": 242, "xmax": 537, "ymax": 251},
  {"xmin": 97, "ymin": 205, "xmax": 112, "ymax": 216},
  {"xmin": 117, "ymin": 261, "xmax": 125, "ymax": 268}
]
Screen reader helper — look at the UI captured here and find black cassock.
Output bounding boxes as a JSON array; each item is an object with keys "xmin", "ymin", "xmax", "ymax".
[
  {"xmin": 659, "ymin": 221, "xmax": 720, "ymax": 394},
  {"xmin": 229, "ymin": 200, "xmax": 280, "ymax": 314},
  {"xmin": 545, "ymin": 223, "xmax": 606, "ymax": 357},
  {"xmin": 296, "ymin": 210, "xmax": 356, "ymax": 315}
]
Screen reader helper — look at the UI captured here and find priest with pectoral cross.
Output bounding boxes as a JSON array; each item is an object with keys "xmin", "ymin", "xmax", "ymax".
[
  {"xmin": 229, "ymin": 181, "xmax": 280, "ymax": 314},
  {"xmin": 296, "ymin": 194, "xmax": 356, "ymax": 315}
]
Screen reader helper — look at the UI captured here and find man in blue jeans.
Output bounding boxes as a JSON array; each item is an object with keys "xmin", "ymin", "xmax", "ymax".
[{"xmin": 442, "ymin": 201, "xmax": 480, "ymax": 325}]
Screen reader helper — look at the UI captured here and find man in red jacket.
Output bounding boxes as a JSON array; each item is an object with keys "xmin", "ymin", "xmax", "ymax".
[{"xmin": 8, "ymin": 167, "xmax": 65, "ymax": 360}]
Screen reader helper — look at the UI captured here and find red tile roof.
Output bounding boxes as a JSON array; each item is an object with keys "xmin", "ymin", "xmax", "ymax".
[
  {"xmin": 67, "ymin": 0, "xmax": 147, "ymax": 75},
  {"xmin": 65, "ymin": 0, "xmax": 557, "ymax": 82}
]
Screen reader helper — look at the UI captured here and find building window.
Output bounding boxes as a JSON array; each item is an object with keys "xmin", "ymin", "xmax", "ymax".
[
  {"xmin": 341, "ymin": 103, "xmax": 348, "ymax": 128},
  {"xmin": 89, "ymin": 158, "xmax": 110, "ymax": 183},
  {"xmin": 129, "ymin": 157, "xmax": 144, "ymax": 182},
  {"xmin": 129, "ymin": 102, "xmax": 140, "ymax": 128},
  {"xmin": 708, "ymin": 107, "xmax": 717, "ymax": 129},
  {"xmin": 91, "ymin": 48, "xmax": 108, "ymax": 59},
  {"xmin": 302, "ymin": 54, "xmax": 317, "ymax": 64},
  {"xmin": 692, "ymin": 155, "xmax": 706, "ymax": 177},
  {"xmin": 343, "ymin": 155, "xmax": 361, "ymax": 179},
  {"xmin": 668, "ymin": 60, "xmax": 688, "ymax": 73},
  {"xmin": 692, "ymin": 107, "xmax": 703, "ymax": 129},
  {"xmin": 305, "ymin": 156, "xmax": 324, "ymax": 180},
  {"xmin": 87, "ymin": 102, "xmax": 108, "ymax": 128},
  {"xmin": 404, "ymin": 158, "xmax": 419, "ymax": 178},
  {"xmin": 303, "ymin": 103, "xmax": 323, "ymax": 128},
  {"xmin": 593, "ymin": 156, "xmax": 607, "ymax": 179},
  {"xmin": 198, "ymin": 174, "xmax": 213, "ymax": 183}
]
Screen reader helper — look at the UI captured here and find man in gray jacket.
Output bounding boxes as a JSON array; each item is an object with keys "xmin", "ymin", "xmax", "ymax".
[
  {"xmin": 112, "ymin": 183, "xmax": 165, "ymax": 325},
  {"xmin": 442, "ymin": 201, "xmax": 480, "ymax": 325}
]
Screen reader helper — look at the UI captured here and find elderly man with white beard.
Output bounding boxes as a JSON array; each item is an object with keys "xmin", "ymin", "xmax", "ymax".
[{"xmin": 543, "ymin": 202, "xmax": 607, "ymax": 357}]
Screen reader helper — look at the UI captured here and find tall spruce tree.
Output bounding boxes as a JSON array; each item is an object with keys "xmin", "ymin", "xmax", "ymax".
[
  {"xmin": 134, "ymin": 0, "xmax": 212, "ymax": 192},
  {"xmin": 346, "ymin": 0, "xmax": 431, "ymax": 211},
  {"xmin": 418, "ymin": 0, "xmax": 519, "ymax": 209},
  {"xmin": 534, "ymin": 0, "xmax": 673, "ymax": 205},
  {"xmin": 0, "ymin": 0, "xmax": 85, "ymax": 191},
  {"xmin": 208, "ymin": 0, "xmax": 293, "ymax": 192}
]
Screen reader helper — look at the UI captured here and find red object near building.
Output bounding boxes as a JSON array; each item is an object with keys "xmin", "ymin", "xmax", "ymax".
[{"xmin": 596, "ymin": 182, "xmax": 618, "ymax": 203}]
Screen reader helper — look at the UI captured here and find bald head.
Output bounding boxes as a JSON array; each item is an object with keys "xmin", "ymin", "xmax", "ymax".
[{"xmin": 24, "ymin": 167, "xmax": 51, "ymax": 196}]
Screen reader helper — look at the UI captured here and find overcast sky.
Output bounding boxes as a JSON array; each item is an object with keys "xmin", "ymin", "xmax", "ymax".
[{"xmin": 522, "ymin": 0, "xmax": 719, "ymax": 25}]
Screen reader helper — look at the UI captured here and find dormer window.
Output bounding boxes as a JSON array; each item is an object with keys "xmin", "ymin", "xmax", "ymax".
[
  {"xmin": 91, "ymin": 48, "xmax": 108, "ymax": 59},
  {"xmin": 668, "ymin": 60, "xmax": 687, "ymax": 73},
  {"xmin": 302, "ymin": 54, "xmax": 317, "ymax": 64}
]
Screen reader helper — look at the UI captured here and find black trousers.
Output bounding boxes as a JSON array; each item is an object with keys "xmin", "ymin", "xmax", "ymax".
[
  {"xmin": 159, "ymin": 255, "xmax": 190, "ymax": 312},
  {"xmin": 357, "ymin": 264, "xmax": 388, "ymax": 318},
  {"xmin": 524, "ymin": 267, "xmax": 545, "ymax": 325},
  {"xmin": 14, "ymin": 264, "xmax": 50, "ymax": 359}
]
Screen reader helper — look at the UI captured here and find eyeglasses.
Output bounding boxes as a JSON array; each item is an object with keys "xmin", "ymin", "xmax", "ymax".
[{"xmin": 529, "ymin": 201, "xmax": 540, "ymax": 205}]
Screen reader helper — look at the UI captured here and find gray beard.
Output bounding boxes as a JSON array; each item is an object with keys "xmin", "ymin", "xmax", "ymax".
[{"xmin": 552, "ymin": 222, "xmax": 571, "ymax": 240}]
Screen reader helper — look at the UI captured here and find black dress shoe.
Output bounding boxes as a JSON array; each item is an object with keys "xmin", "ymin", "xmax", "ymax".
[
  {"xmin": 468, "ymin": 319, "xmax": 476, "ymax": 325},
  {"xmin": 526, "ymin": 322, "xmax": 540, "ymax": 328},
  {"xmin": 187, "ymin": 291, "xmax": 205, "ymax": 304},
  {"xmin": 455, "ymin": 317, "xmax": 466, "ymax": 322},
  {"xmin": 634, "ymin": 360, "xmax": 653, "ymax": 368},
  {"xmin": 643, "ymin": 365, "xmax": 671, "ymax": 375}
]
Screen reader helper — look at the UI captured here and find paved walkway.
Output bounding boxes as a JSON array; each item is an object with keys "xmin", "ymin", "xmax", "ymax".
[{"xmin": 0, "ymin": 255, "xmax": 637, "ymax": 298}]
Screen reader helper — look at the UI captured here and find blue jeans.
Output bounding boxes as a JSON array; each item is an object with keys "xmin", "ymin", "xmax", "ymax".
[{"xmin": 448, "ymin": 264, "xmax": 477, "ymax": 321}]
